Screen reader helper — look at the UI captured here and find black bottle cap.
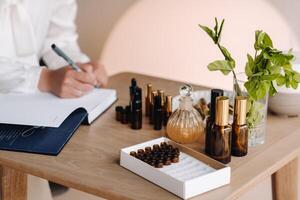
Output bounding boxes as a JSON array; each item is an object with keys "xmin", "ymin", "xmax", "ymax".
[
  {"xmin": 210, "ymin": 89, "xmax": 224, "ymax": 120},
  {"xmin": 115, "ymin": 106, "xmax": 123, "ymax": 112},
  {"xmin": 130, "ymin": 78, "xmax": 138, "ymax": 98},
  {"xmin": 121, "ymin": 108, "xmax": 128, "ymax": 124},
  {"xmin": 125, "ymin": 105, "xmax": 131, "ymax": 113},
  {"xmin": 154, "ymin": 95, "xmax": 162, "ymax": 109},
  {"xmin": 131, "ymin": 78, "xmax": 137, "ymax": 87}
]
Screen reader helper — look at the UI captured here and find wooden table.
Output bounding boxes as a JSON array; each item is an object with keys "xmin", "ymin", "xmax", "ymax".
[{"xmin": 0, "ymin": 72, "xmax": 299, "ymax": 200}]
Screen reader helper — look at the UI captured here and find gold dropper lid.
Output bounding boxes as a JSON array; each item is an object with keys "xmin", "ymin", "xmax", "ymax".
[
  {"xmin": 150, "ymin": 91, "xmax": 158, "ymax": 105},
  {"xmin": 158, "ymin": 90, "xmax": 165, "ymax": 106},
  {"xmin": 146, "ymin": 83, "xmax": 152, "ymax": 98},
  {"xmin": 166, "ymin": 95, "xmax": 172, "ymax": 113},
  {"xmin": 215, "ymin": 96, "xmax": 229, "ymax": 126},
  {"xmin": 234, "ymin": 96, "xmax": 247, "ymax": 125}
]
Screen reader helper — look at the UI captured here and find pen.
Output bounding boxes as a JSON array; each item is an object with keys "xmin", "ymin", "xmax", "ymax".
[{"xmin": 51, "ymin": 44, "xmax": 81, "ymax": 72}]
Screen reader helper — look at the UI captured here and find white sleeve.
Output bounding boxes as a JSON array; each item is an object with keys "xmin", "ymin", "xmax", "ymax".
[
  {"xmin": 40, "ymin": 0, "xmax": 89, "ymax": 69},
  {"xmin": 0, "ymin": 57, "xmax": 43, "ymax": 93}
]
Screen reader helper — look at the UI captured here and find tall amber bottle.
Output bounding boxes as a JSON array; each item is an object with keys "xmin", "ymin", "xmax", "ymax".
[
  {"xmin": 211, "ymin": 96, "xmax": 232, "ymax": 164},
  {"xmin": 205, "ymin": 89, "xmax": 223, "ymax": 155},
  {"xmin": 145, "ymin": 84, "xmax": 152, "ymax": 116},
  {"xmin": 231, "ymin": 96, "xmax": 248, "ymax": 156},
  {"xmin": 164, "ymin": 95, "xmax": 172, "ymax": 125}
]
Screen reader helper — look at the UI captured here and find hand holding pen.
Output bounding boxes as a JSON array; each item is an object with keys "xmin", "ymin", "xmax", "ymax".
[
  {"xmin": 51, "ymin": 44, "xmax": 82, "ymax": 72},
  {"xmin": 51, "ymin": 44, "xmax": 107, "ymax": 88},
  {"xmin": 37, "ymin": 44, "xmax": 98, "ymax": 98}
]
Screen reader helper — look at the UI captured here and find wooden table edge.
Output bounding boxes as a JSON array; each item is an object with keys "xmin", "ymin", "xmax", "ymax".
[{"xmin": 0, "ymin": 72, "xmax": 299, "ymax": 200}]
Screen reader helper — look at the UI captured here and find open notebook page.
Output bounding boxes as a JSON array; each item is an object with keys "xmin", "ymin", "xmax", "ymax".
[{"xmin": 0, "ymin": 89, "xmax": 116, "ymax": 127}]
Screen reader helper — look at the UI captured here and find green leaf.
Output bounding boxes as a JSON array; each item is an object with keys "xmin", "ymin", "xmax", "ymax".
[
  {"xmin": 254, "ymin": 30, "xmax": 273, "ymax": 50},
  {"xmin": 291, "ymin": 79, "xmax": 298, "ymax": 89},
  {"xmin": 262, "ymin": 33, "xmax": 273, "ymax": 48},
  {"xmin": 217, "ymin": 19, "xmax": 225, "ymax": 43},
  {"xmin": 214, "ymin": 17, "xmax": 218, "ymax": 36},
  {"xmin": 199, "ymin": 24, "xmax": 217, "ymax": 43},
  {"xmin": 207, "ymin": 60, "xmax": 232, "ymax": 75},
  {"xmin": 276, "ymin": 76, "xmax": 286, "ymax": 86},
  {"xmin": 254, "ymin": 30, "xmax": 262, "ymax": 50},
  {"xmin": 269, "ymin": 82, "xmax": 277, "ymax": 96},
  {"xmin": 245, "ymin": 80, "xmax": 257, "ymax": 100},
  {"xmin": 262, "ymin": 74, "xmax": 279, "ymax": 81},
  {"xmin": 245, "ymin": 54, "xmax": 254, "ymax": 77},
  {"xmin": 256, "ymin": 81, "xmax": 269, "ymax": 100},
  {"xmin": 220, "ymin": 46, "xmax": 235, "ymax": 65},
  {"xmin": 251, "ymin": 72, "xmax": 264, "ymax": 77},
  {"xmin": 293, "ymin": 72, "xmax": 300, "ymax": 82}
]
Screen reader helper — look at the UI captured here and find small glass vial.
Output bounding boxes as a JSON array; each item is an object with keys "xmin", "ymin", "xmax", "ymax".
[
  {"xmin": 211, "ymin": 96, "xmax": 232, "ymax": 164},
  {"xmin": 231, "ymin": 96, "xmax": 248, "ymax": 156},
  {"xmin": 166, "ymin": 84, "xmax": 204, "ymax": 144}
]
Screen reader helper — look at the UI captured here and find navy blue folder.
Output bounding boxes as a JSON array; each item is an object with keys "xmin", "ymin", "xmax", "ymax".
[{"xmin": 0, "ymin": 108, "xmax": 88, "ymax": 156}]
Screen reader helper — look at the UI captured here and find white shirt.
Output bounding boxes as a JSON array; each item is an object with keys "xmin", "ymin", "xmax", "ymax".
[{"xmin": 0, "ymin": 0, "xmax": 89, "ymax": 93}]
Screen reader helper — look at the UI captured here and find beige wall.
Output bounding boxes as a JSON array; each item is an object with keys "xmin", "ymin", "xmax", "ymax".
[
  {"xmin": 76, "ymin": 0, "xmax": 136, "ymax": 61},
  {"xmin": 76, "ymin": 0, "xmax": 300, "ymax": 62}
]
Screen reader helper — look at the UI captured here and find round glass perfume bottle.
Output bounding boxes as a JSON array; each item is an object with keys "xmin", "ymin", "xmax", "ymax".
[{"xmin": 166, "ymin": 84, "xmax": 204, "ymax": 144}]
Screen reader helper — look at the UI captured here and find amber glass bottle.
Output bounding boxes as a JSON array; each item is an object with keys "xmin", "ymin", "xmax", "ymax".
[
  {"xmin": 164, "ymin": 95, "xmax": 172, "ymax": 125},
  {"xmin": 231, "ymin": 96, "xmax": 248, "ymax": 156},
  {"xmin": 149, "ymin": 91, "xmax": 158, "ymax": 124},
  {"xmin": 205, "ymin": 89, "xmax": 223, "ymax": 155},
  {"xmin": 211, "ymin": 96, "xmax": 232, "ymax": 164},
  {"xmin": 145, "ymin": 83, "xmax": 152, "ymax": 116}
]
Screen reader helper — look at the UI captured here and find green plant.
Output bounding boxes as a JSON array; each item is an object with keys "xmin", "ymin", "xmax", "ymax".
[{"xmin": 199, "ymin": 18, "xmax": 300, "ymax": 128}]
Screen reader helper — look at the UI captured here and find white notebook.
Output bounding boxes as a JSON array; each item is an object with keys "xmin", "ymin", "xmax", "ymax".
[{"xmin": 0, "ymin": 89, "xmax": 117, "ymax": 127}]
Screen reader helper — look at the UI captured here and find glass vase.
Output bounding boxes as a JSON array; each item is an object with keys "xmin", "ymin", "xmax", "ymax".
[
  {"xmin": 166, "ymin": 84, "xmax": 204, "ymax": 144},
  {"xmin": 234, "ymin": 73, "xmax": 268, "ymax": 147}
]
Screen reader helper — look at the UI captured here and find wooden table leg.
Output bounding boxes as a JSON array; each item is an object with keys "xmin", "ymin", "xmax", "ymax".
[
  {"xmin": 272, "ymin": 158, "xmax": 298, "ymax": 200},
  {"xmin": 0, "ymin": 166, "xmax": 27, "ymax": 200}
]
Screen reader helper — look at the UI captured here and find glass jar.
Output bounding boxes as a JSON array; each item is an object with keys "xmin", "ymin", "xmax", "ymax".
[
  {"xmin": 234, "ymin": 73, "xmax": 268, "ymax": 146},
  {"xmin": 166, "ymin": 84, "xmax": 204, "ymax": 144}
]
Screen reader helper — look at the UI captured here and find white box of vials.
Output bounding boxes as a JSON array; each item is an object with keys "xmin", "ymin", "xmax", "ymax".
[{"xmin": 120, "ymin": 137, "xmax": 231, "ymax": 199}]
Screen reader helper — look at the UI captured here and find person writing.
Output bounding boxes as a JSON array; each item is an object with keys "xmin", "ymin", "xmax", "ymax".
[
  {"xmin": 0, "ymin": 0, "xmax": 108, "ymax": 98},
  {"xmin": 0, "ymin": 0, "xmax": 107, "ymax": 199}
]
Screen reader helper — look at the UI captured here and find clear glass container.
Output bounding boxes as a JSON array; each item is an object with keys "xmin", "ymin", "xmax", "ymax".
[
  {"xmin": 166, "ymin": 84, "xmax": 204, "ymax": 144},
  {"xmin": 234, "ymin": 73, "xmax": 268, "ymax": 147}
]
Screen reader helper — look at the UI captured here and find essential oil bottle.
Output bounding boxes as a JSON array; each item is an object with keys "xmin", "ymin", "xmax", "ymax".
[
  {"xmin": 149, "ymin": 91, "xmax": 158, "ymax": 124},
  {"xmin": 153, "ymin": 95, "xmax": 163, "ymax": 130},
  {"xmin": 210, "ymin": 96, "xmax": 232, "ymax": 164},
  {"xmin": 205, "ymin": 89, "xmax": 224, "ymax": 155},
  {"xmin": 131, "ymin": 88, "xmax": 142, "ymax": 129},
  {"xmin": 231, "ymin": 96, "xmax": 248, "ymax": 157},
  {"xmin": 164, "ymin": 95, "xmax": 172, "ymax": 126},
  {"xmin": 145, "ymin": 83, "xmax": 152, "ymax": 116}
]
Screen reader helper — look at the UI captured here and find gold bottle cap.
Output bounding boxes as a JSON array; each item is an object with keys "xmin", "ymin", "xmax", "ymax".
[
  {"xmin": 234, "ymin": 96, "xmax": 247, "ymax": 125},
  {"xmin": 146, "ymin": 83, "xmax": 152, "ymax": 98},
  {"xmin": 158, "ymin": 90, "xmax": 165, "ymax": 106},
  {"xmin": 150, "ymin": 91, "xmax": 158, "ymax": 104},
  {"xmin": 215, "ymin": 96, "xmax": 229, "ymax": 126},
  {"xmin": 166, "ymin": 95, "xmax": 172, "ymax": 112}
]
